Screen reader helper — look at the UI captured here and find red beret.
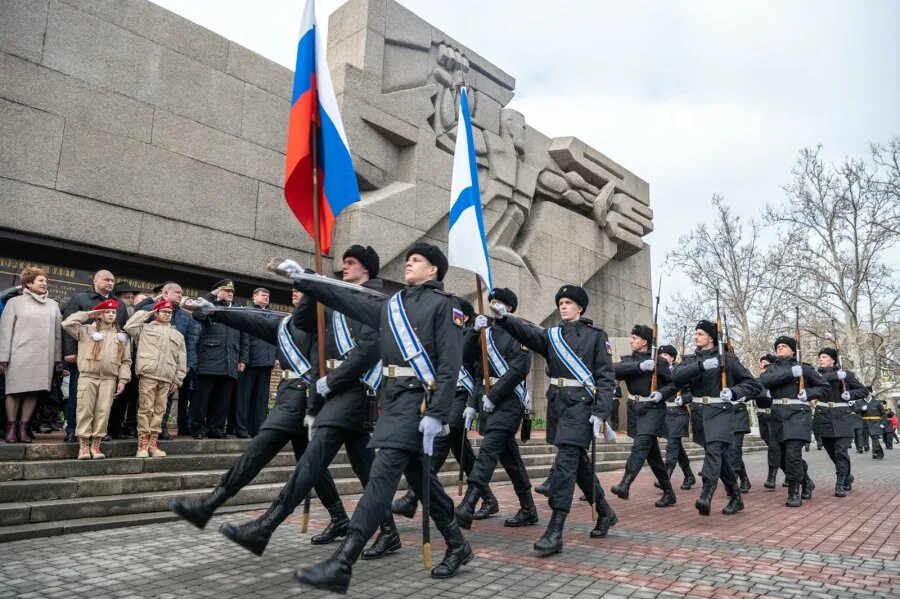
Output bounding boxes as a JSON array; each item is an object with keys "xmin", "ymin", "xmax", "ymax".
[
  {"xmin": 153, "ymin": 300, "xmax": 173, "ymax": 311},
  {"xmin": 92, "ymin": 299, "xmax": 119, "ymax": 311}
]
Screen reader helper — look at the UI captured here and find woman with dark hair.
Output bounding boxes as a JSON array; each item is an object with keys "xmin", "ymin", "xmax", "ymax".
[{"xmin": 0, "ymin": 267, "xmax": 62, "ymax": 443}]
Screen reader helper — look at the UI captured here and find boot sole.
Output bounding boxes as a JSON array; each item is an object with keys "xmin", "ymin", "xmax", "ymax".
[
  {"xmin": 534, "ymin": 545, "xmax": 562, "ymax": 557},
  {"xmin": 590, "ymin": 514, "xmax": 619, "ymax": 538},
  {"xmin": 310, "ymin": 534, "xmax": 347, "ymax": 545},
  {"xmin": 219, "ymin": 523, "xmax": 267, "ymax": 556},
  {"xmin": 610, "ymin": 487, "xmax": 629, "ymax": 500},
  {"xmin": 294, "ymin": 572, "xmax": 349, "ymax": 595},
  {"xmin": 170, "ymin": 500, "xmax": 210, "ymax": 530},
  {"xmin": 695, "ymin": 500, "xmax": 710, "ymax": 516},
  {"xmin": 504, "ymin": 517, "xmax": 539, "ymax": 528}
]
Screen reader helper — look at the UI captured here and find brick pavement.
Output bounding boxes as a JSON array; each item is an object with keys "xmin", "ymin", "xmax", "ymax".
[{"xmin": 1, "ymin": 447, "xmax": 899, "ymax": 598}]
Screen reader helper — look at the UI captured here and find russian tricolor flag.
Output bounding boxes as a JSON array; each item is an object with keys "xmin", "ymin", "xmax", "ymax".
[
  {"xmin": 448, "ymin": 87, "xmax": 493, "ymax": 290},
  {"xmin": 284, "ymin": 0, "xmax": 360, "ymax": 255}
]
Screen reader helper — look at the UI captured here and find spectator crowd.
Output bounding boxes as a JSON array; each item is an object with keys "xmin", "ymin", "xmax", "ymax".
[{"xmin": 0, "ymin": 266, "xmax": 280, "ymax": 459}]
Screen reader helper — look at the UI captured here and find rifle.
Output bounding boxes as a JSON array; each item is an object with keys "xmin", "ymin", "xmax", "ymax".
[
  {"xmin": 715, "ymin": 288, "xmax": 727, "ymax": 390},
  {"xmin": 722, "ymin": 306, "xmax": 734, "ymax": 354},
  {"xmin": 649, "ymin": 275, "xmax": 662, "ymax": 393},
  {"xmin": 795, "ymin": 306, "xmax": 805, "ymax": 393},
  {"xmin": 832, "ymin": 318, "xmax": 847, "ymax": 394},
  {"xmin": 420, "ymin": 394, "xmax": 432, "ymax": 570}
]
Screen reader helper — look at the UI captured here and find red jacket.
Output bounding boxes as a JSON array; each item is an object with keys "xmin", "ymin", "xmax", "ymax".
[{"xmin": 891, "ymin": 414, "xmax": 898, "ymax": 430}]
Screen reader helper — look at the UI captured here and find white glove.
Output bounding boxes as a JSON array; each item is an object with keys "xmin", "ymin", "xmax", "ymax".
[
  {"xmin": 702, "ymin": 357, "xmax": 720, "ymax": 371},
  {"xmin": 463, "ymin": 406, "xmax": 477, "ymax": 429},
  {"xmin": 316, "ymin": 377, "xmax": 330, "ymax": 397},
  {"xmin": 603, "ymin": 421, "xmax": 617, "ymax": 442},
  {"xmin": 837, "ymin": 370, "xmax": 847, "ymax": 380},
  {"xmin": 765, "ymin": 389, "xmax": 772, "ymax": 398},
  {"xmin": 489, "ymin": 301, "xmax": 507, "ymax": 319},
  {"xmin": 674, "ymin": 396, "xmax": 684, "ymax": 406},
  {"xmin": 720, "ymin": 388, "xmax": 733, "ymax": 401},
  {"xmin": 419, "ymin": 415, "xmax": 443, "ymax": 455},
  {"xmin": 841, "ymin": 391, "xmax": 851, "ymax": 401},
  {"xmin": 736, "ymin": 396, "xmax": 749, "ymax": 404},
  {"xmin": 473, "ymin": 314, "xmax": 489, "ymax": 331},
  {"xmin": 639, "ymin": 359, "xmax": 655, "ymax": 372},
  {"xmin": 650, "ymin": 391, "xmax": 663, "ymax": 402},
  {"xmin": 482, "ymin": 395, "xmax": 495, "ymax": 413},
  {"xmin": 791, "ymin": 365, "xmax": 803, "ymax": 378},
  {"xmin": 277, "ymin": 259, "xmax": 304, "ymax": 276},
  {"xmin": 524, "ymin": 391, "xmax": 532, "ymax": 411},
  {"xmin": 798, "ymin": 389, "xmax": 808, "ymax": 401},
  {"xmin": 589, "ymin": 415, "xmax": 602, "ymax": 439},
  {"xmin": 304, "ymin": 414, "xmax": 315, "ymax": 439}
]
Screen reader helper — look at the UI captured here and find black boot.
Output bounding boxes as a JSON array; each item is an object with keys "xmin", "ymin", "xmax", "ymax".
[
  {"xmin": 454, "ymin": 485, "xmax": 482, "ymax": 530},
  {"xmin": 590, "ymin": 497, "xmax": 618, "ymax": 538},
  {"xmin": 654, "ymin": 480, "xmax": 677, "ymax": 508},
  {"xmin": 535, "ymin": 469, "xmax": 553, "ymax": 497},
  {"xmin": 311, "ymin": 501, "xmax": 349, "ymax": 545},
  {"xmin": 695, "ymin": 480, "xmax": 717, "ymax": 516},
  {"xmin": 739, "ymin": 473, "xmax": 751, "ymax": 494},
  {"xmin": 533, "ymin": 510, "xmax": 566, "ymax": 556},
  {"xmin": 391, "ymin": 489, "xmax": 419, "ymax": 518},
  {"xmin": 504, "ymin": 489, "xmax": 539, "ymax": 527},
  {"xmin": 722, "ymin": 484, "xmax": 744, "ymax": 515},
  {"xmin": 473, "ymin": 489, "xmax": 499, "ymax": 520},
  {"xmin": 219, "ymin": 500, "xmax": 288, "ymax": 556},
  {"xmin": 654, "ymin": 465, "xmax": 675, "ymax": 489},
  {"xmin": 786, "ymin": 481, "xmax": 802, "ymax": 507},
  {"xmin": 680, "ymin": 471, "xmax": 696, "ymax": 490},
  {"xmin": 834, "ymin": 475, "xmax": 847, "ymax": 498},
  {"xmin": 361, "ymin": 518, "xmax": 401, "ymax": 560},
  {"xmin": 610, "ymin": 471, "xmax": 637, "ymax": 500},
  {"xmin": 294, "ymin": 532, "xmax": 366, "ymax": 594},
  {"xmin": 170, "ymin": 485, "xmax": 229, "ymax": 529},
  {"xmin": 844, "ymin": 474, "xmax": 854, "ymax": 492},
  {"xmin": 764, "ymin": 467, "xmax": 777, "ymax": 490},
  {"xmin": 801, "ymin": 476, "xmax": 815, "ymax": 500},
  {"xmin": 431, "ymin": 521, "xmax": 473, "ymax": 579}
]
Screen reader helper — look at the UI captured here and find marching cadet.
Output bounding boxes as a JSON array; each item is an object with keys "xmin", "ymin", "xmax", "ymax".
[
  {"xmin": 218, "ymin": 245, "xmax": 402, "ymax": 560},
  {"xmin": 851, "ymin": 393, "xmax": 868, "ymax": 453},
  {"xmin": 858, "ymin": 389, "xmax": 886, "ymax": 460},
  {"xmin": 881, "ymin": 401, "xmax": 895, "ymax": 450},
  {"xmin": 656, "ymin": 345, "xmax": 696, "ymax": 490},
  {"xmin": 758, "ymin": 335, "xmax": 829, "ymax": 507},
  {"xmin": 815, "ymin": 347, "xmax": 867, "ymax": 496},
  {"xmin": 672, "ymin": 320, "xmax": 762, "ymax": 516},
  {"xmin": 609, "ymin": 325, "xmax": 677, "ymax": 507},
  {"xmin": 490, "ymin": 284, "xmax": 617, "ymax": 555},
  {"xmin": 392, "ymin": 298, "xmax": 499, "ymax": 522},
  {"xmin": 455, "ymin": 288, "xmax": 537, "ymax": 530},
  {"xmin": 170, "ymin": 284, "xmax": 345, "ymax": 541},
  {"xmin": 730, "ymin": 385, "xmax": 752, "ymax": 494},
  {"xmin": 282, "ymin": 243, "xmax": 472, "ymax": 592},
  {"xmin": 754, "ymin": 354, "xmax": 783, "ymax": 490}
]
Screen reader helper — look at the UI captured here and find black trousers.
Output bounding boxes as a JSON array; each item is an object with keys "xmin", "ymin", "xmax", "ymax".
[
  {"xmin": 871, "ymin": 434, "xmax": 884, "ymax": 458},
  {"xmin": 219, "ymin": 426, "xmax": 340, "ymax": 507},
  {"xmin": 821, "ymin": 437, "xmax": 852, "ymax": 479},
  {"xmin": 624, "ymin": 434, "xmax": 669, "ymax": 486},
  {"xmin": 758, "ymin": 414, "xmax": 771, "ymax": 446},
  {"xmin": 191, "ymin": 375, "xmax": 235, "ymax": 437},
  {"xmin": 467, "ymin": 428, "xmax": 531, "ymax": 496},
  {"xmin": 883, "ymin": 431, "xmax": 894, "ymax": 449},
  {"xmin": 782, "ymin": 439, "xmax": 809, "ymax": 484},
  {"xmin": 549, "ymin": 444, "xmax": 605, "ymax": 513},
  {"xmin": 664, "ymin": 436, "xmax": 692, "ymax": 475},
  {"xmin": 726, "ymin": 433, "xmax": 747, "ymax": 480},
  {"xmin": 432, "ymin": 427, "xmax": 476, "ymax": 475},
  {"xmin": 700, "ymin": 440, "xmax": 737, "ymax": 487},
  {"xmin": 107, "ymin": 377, "xmax": 138, "ymax": 437},
  {"xmin": 236, "ymin": 367, "xmax": 272, "ymax": 436},
  {"xmin": 163, "ymin": 371, "xmax": 193, "ymax": 434},
  {"xmin": 767, "ymin": 431, "xmax": 784, "ymax": 473},
  {"xmin": 853, "ymin": 427, "xmax": 868, "ymax": 450}
]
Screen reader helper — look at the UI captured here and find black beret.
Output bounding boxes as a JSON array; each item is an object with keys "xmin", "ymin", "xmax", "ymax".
[
  {"xmin": 489, "ymin": 287, "xmax": 518, "ymax": 313},
  {"xmin": 555, "ymin": 285, "xmax": 588, "ymax": 311},
  {"xmin": 696, "ymin": 320, "xmax": 718, "ymax": 344},
  {"xmin": 818, "ymin": 347, "xmax": 838, "ymax": 362},
  {"xmin": 456, "ymin": 298, "xmax": 475, "ymax": 321},
  {"xmin": 631, "ymin": 324, "xmax": 653, "ymax": 346},
  {"xmin": 759, "ymin": 353, "xmax": 776, "ymax": 364},
  {"xmin": 658, "ymin": 344, "xmax": 678, "ymax": 359},
  {"xmin": 343, "ymin": 244, "xmax": 380, "ymax": 279},
  {"xmin": 406, "ymin": 243, "xmax": 448, "ymax": 281},
  {"xmin": 774, "ymin": 335, "xmax": 797, "ymax": 353}
]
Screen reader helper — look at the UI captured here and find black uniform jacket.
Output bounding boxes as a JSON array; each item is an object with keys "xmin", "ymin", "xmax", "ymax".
[
  {"xmin": 856, "ymin": 397, "xmax": 886, "ymax": 436},
  {"xmin": 814, "ymin": 367, "xmax": 867, "ymax": 438},
  {"xmin": 613, "ymin": 351, "xmax": 674, "ymax": 438},
  {"xmin": 758, "ymin": 358, "xmax": 828, "ymax": 442},
  {"xmin": 293, "ymin": 279, "xmax": 383, "ymax": 433},
  {"xmin": 193, "ymin": 300, "xmax": 249, "ymax": 379},
  {"xmin": 496, "ymin": 316, "xmax": 615, "ymax": 448},
  {"xmin": 244, "ymin": 304, "xmax": 278, "ymax": 368},
  {"xmin": 672, "ymin": 348, "xmax": 762, "ymax": 444},
  {"xmin": 464, "ymin": 324, "xmax": 531, "ymax": 435},
  {"xmin": 295, "ymin": 277, "xmax": 462, "ymax": 453}
]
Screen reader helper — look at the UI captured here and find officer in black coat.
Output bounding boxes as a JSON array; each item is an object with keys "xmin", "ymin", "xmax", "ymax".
[
  {"xmin": 235, "ymin": 288, "xmax": 277, "ymax": 438},
  {"xmin": 290, "ymin": 243, "xmax": 472, "ymax": 593},
  {"xmin": 191, "ymin": 280, "xmax": 249, "ymax": 438},
  {"xmin": 455, "ymin": 288, "xmax": 537, "ymax": 530},
  {"xmin": 657, "ymin": 346, "xmax": 696, "ymax": 490},
  {"xmin": 492, "ymin": 284, "xmax": 617, "ymax": 556},
  {"xmin": 609, "ymin": 325, "xmax": 677, "ymax": 507},
  {"xmin": 219, "ymin": 245, "xmax": 401, "ymax": 560},
  {"xmin": 672, "ymin": 320, "xmax": 762, "ymax": 516},
  {"xmin": 170, "ymin": 284, "xmax": 342, "ymax": 534},
  {"xmin": 857, "ymin": 391, "xmax": 886, "ymax": 459},
  {"xmin": 758, "ymin": 335, "xmax": 830, "ymax": 507},
  {"xmin": 815, "ymin": 347, "xmax": 868, "ymax": 496}
]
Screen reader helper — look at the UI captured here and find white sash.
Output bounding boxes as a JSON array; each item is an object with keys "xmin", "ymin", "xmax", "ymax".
[
  {"xmin": 277, "ymin": 316, "xmax": 312, "ymax": 383},
  {"xmin": 457, "ymin": 367, "xmax": 475, "ymax": 396},
  {"xmin": 331, "ymin": 310, "xmax": 383, "ymax": 392},
  {"xmin": 486, "ymin": 328, "xmax": 528, "ymax": 406},
  {"xmin": 547, "ymin": 326, "xmax": 595, "ymax": 388},
  {"xmin": 387, "ymin": 292, "xmax": 436, "ymax": 386}
]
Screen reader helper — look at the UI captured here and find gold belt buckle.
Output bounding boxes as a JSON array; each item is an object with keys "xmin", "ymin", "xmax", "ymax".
[
  {"xmin": 702, "ymin": 397, "xmax": 711, "ymax": 405},
  {"xmin": 828, "ymin": 402, "xmax": 835, "ymax": 409},
  {"xmin": 388, "ymin": 365, "xmax": 397, "ymax": 378},
  {"xmin": 326, "ymin": 359, "xmax": 336, "ymax": 370},
  {"xmin": 555, "ymin": 378, "xmax": 565, "ymax": 387}
]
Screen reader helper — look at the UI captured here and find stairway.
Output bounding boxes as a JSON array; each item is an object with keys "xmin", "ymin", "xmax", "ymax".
[{"xmin": 0, "ymin": 435, "xmax": 767, "ymax": 542}]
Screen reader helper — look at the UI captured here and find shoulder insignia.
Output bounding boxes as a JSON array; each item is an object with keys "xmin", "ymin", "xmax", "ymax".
[
  {"xmin": 433, "ymin": 288, "xmax": 455, "ymax": 297},
  {"xmin": 452, "ymin": 308, "xmax": 464, "ymax": 328}
]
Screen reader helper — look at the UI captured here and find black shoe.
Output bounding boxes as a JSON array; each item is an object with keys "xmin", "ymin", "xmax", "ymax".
[
  {"xmin": 590, "ymin": 499, "xmax": 618, "ymax": 538},
  {"xmin": 64, "ymin": 433, "xmax": 77, "ymax": 443},
  {"xmin": 473, "ymin": 491, "xmax": 499, "ymax": 520},
  {"xmin": 295, "ymin": 533, "xmax": 365, "ymax": 594},
  {"xmin": 844, "ymin": 474, "xmax": 854, "ymax": 492},
  {"xmin": 801, "ymin": 477, "xmax": 814, "ymax": 501},
  {"xmin": 695, "ymin": 480, "xmax": 716, "ymax": 516},
  {"xmin": 655, "ymin": 489, "xmax": 677, "ymax": 508},
  {"xmin": 220, "ymin": 520, "xmax": 272, "ymax": 556},
  {"xmin": 786, "ymin": 482, "xmax": 802, "ymax": 507},
  {"xmin": 454, "ymin": 486, "xmax": 482, "ymax": 530},
  {"xmin": 170, "ymin": 486, "xmax": 229, "ymax": 529},
  {"xmin": 391, "ymin": 489, "xmax": 419, "ymax": 519},
  {"xmin": 722, "ymin": 485, "xmax": 744, "ymax": 515},
  {"xmin": 311, "ymin": 502, "xmax": 349, "ymax": 545},
  {"xmin": 611, "ymin": 471, "xmax": 637, "ymax": 500},
  {"xmin": 834, "ymin": 475, "xmax": 847, "ymax": 498},
  {"xmin": 856, "ymin": 448, "xmax": 864, "ymax": 454},
  {"xmin": 158, "ymin": 430, "xmax": 173, "ymax": 441},
  {"xmin": 533, "ymin": 510, "xmax": 566, "ymax": 556},
  {"xmin": 236, "ymin": 432, "xmax": 251, "ymax": 439},
  {"xmin": 804, "ymin": 444, "xmax": 810, "ymax": 452},
  {"xmin": 680, "ymin": 473, "xmax": 696, "ymax": 490},
  {"xmin": 504, "ymin": 490, "xmax": 538, "ymax": 527},
  {"xmin": 101, "ymin": 435, "xmax": 112, "ymax": 442},
  {"xmin": 535, "ymin": 473, "xmax": 552, "ymax": 497},
  {"xmin": 114, "ymin": 431, "xmax": 130, "ymax": 440},
  {"xmin": 192, "ymin": 433, "xmax": 204, "ymax": 439},
  {"xmin": 739, "ymin": 476, "xmax": 751, "ymax": 494},
  {"xmin": 430, "ymin": 523, "xmax": 473, "ymax": 579},
  {"xmin": 361, "ymin": 520, "xmax": 401, "ymax": 560}
]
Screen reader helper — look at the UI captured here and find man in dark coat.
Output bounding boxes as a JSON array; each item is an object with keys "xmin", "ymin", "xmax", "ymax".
[
  {"xmin": 170, "ymin": 285, "xmax": 343, "ymax": 538},
  {"xmin": 815, "ymin": 347, "xmax": 868, "ymax": 496},
  {"xmin": 657, "ymin": 346, "xmax": 696, "ymax": 490},
  {"xmin": 491, "ymin": 284, "xmax": 617, "ymax": 555},
  {"xmin": 672, "ymin": 320, "xmax": 762, "ymax": 516},
  {"xmin": 287, "ymin": 243, "xmax": 473, "ymax": 593},
  {"xmin": 759, "ymin": 335, "xmax": 830, "ymax": 507},
  {"xmin": 191, "ymin": 280, "xmax": 249, "ymax": 438},
  {"xmin": 754, "ymin": 354, "xmax": 783, "ymax": 489},
  {"xmin": 455, "ymin": 288, "xmax": 536, "ymax": 530},
  {"xmin": 609, "ymin": 325, "xmax": 677, "ymax": 507},
  {"xmin": 235, "ymin": 288, "xmax": 277, "ymax": 438},
  {"xmin": 857, "ymin": 390, "xmax": 886, "ymax": 459}
]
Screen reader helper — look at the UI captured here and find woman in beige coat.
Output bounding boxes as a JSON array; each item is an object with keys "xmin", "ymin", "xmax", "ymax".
[{"xmin": 0, "ymin": 267, "xmax": 62, "ymax": 443}]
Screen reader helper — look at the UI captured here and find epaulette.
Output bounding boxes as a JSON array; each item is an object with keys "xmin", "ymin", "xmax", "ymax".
[
  {"xmin": 432, "ymin": 288, "xmax": 455, "ymax": 297},
  {"xmin": 586, "ymin": 323, "xmax": 605, "ymax": 333}
]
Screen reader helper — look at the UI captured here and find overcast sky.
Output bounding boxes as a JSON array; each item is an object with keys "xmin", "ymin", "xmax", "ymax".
[{"xmin": 153, "ymin": 0, "xmax": 900, "ymax": 307}]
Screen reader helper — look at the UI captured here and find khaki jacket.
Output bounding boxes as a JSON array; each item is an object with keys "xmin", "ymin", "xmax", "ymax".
[
  {"xmin": 124, "ymin": 310, "xmax": 187, "ymax": 386},
  {"xmin": 62, "ymin": 311, "xmax": 132, "ymax": 383}
]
